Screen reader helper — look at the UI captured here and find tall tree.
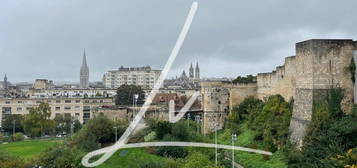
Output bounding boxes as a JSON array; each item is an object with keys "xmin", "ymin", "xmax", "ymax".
[
  {"xmin": 1, "ymin": 114, "xmax": 24, "ymax": 134},
  {"xmin": 23, "ymin": 103, "xmax": 55, "ymax": 137},
  {"xmin": 115, "ymin": 84, "xmax": 145, "ymax": 105}
]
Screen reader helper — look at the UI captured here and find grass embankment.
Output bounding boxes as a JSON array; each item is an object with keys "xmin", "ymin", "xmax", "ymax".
[
  {"xmin": 97, "ymin": 148, "xmax": 167, "ymax": 168},
  {"xmin": 0, "ymin": 140, "xmax": 60, "ymax": 160},
  {"xmin": 214, "ymin": 123, "xmax": 287, "ymax": 168}
]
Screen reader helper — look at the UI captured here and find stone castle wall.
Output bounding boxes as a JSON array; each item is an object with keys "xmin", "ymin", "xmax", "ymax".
[
  {"xmin": 257, "ymin": 56, "xmax": 296, "ymax": 101},
  {"xmin": 201, "ymin": 39, "xmax": 357, "ymax": 145},
  {"xmin": 290, "ymin": 39, "xmax": 356, "ymax": 147},
  {"xmin": 201, "ymin": 81, "xmax": 257, "ymax": 134}
]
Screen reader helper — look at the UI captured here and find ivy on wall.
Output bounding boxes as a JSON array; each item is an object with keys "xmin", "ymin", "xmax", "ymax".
[{"xmin": 349, "ymin": 57, "xmax": 356, "ymax": 83}]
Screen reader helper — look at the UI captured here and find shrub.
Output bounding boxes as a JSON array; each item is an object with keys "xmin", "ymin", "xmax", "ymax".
[
  {"xmin": 155, "ymin": 134, "xmax": 188, "ymax": 158},
  {"xmin": 11, "ymin": 133, "xmax": 25, "ymax": 142},
  {"xmin": 144, "ymin": 131, "xmax": 156, "ymax": 142},
  {"xmin": 37, "ymin": 144, "xmax": 85, "ymax": 168},
  {"xmin": 155, "ymin": 121, "xmax": 172, "ymax": 140},
  {"xmin": 0, "ymin": 133, "xmax": 4, "ymax": 143},
  {"xmin": 0, "ymin": 152, "xmax": 27, "ymax": 168},
  {"xmin": 70, "ymin": 113, "xmax": 127, "ymax": 151}
]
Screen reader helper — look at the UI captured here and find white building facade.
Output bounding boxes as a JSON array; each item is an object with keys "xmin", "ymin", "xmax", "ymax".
[{"xmin": 103, "ymin": 66, "xmax": 161, "ymax": 89}]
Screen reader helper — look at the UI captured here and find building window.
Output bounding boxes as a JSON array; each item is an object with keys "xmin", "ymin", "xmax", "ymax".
[
  {"xmin": 56, "ymin": 100, "xmax": 61, "ymax": 103},
  {"xmin": 55, "ymin": 107, "xmax": 60, "ymax": 111},
  {"xmin": 75, "ymin": 100, "xmax": 81, "ymax": 103},
  {"xmin": 75, "ymin": 106, "xmax": 80, "ymax": 109},
  {"xmin": 64, "ymin": 106, "xmax": 71, "ymax": 110},
  {"xmin": 65, "ymin": 100, "xmax": 71, "ymax": 103},
  {"xmin": 17, "ymin": 101, "xmax": 23, "ymax": 104},
  {"xmin": 5, "ymin": 101, "xmax": 10, "ymax": 104},
  {"xmin": 17, "ymin": 107, "xmax": 22, "ymax": 111}
]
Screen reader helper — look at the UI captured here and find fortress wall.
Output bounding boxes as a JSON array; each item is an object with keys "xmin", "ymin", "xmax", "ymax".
[
  {"xmin": 201, "ymin": 39, "xmax": 356, "ymax": 138},
  {"xmin": 257, "ymin": 55, "xmax": 296, "ymax": 101},
  {"xmin": 222, "ymin": 83, "xmax": 258, "ymax": 109},
  {"xmin": 290, "ymin": 39, "xmax": 356, "ymax": 147},
  {"xmin": 201, "ymin": 82, "xmax": 257, "ymax": 134}
]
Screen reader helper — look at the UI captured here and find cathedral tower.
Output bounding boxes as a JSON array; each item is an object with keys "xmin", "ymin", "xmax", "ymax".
[
  {"xmin": 189, "ymin": 63, "xmax": 194, "ymax": 79},
  {"xmin": 80, "ymin": 49, "xmax": 89, "ymax": 88},
  {"xmin": 195, "ymin": 62, "xmax": 200, "ymax": 79}
]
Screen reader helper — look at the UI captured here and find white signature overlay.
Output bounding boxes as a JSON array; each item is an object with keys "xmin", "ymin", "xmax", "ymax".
[{"xmin": 81, "ymin": 2, "xmax": 271, "ymax": 167}]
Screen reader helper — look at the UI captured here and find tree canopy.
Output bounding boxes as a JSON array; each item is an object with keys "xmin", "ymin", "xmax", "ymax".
[{"xmin": 115, "ymin": 84, "xmax": 145, "ymax": 105}]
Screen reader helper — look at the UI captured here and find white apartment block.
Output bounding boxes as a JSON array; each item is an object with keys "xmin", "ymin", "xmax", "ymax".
[
  {"xmin": 103, "ymin": 66, "xmax": 161, "ymax": 89},
  {"xmin": 0, "ymin": 97, "xmax": 114, "ymax": 127}
]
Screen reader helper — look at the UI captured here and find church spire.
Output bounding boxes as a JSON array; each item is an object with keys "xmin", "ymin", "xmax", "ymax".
[
  {"xmin": 82, "ymin": 48, "xmax": 87, "ymax": 67},
  {"xmin": 195, "ymin": 62, "xmax": 200, "ymax": 79},
  {"xmin": 4, "ymin": 74, "xmax": 8, "ymax": 89},
  {"xmin": 189, "ymin": 63, "xmax": 194, "ymax": 79},
  {"xmin": 80, "ymin": 49, "xmax": 89, "ymax": 88}
]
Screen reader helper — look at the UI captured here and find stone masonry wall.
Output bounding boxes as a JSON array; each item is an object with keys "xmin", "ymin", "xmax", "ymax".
[{"xmin": 201, "ymin": 39, "xmax": 356, "ymax": 142}]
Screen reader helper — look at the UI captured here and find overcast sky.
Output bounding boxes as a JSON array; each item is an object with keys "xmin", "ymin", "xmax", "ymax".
[{"xmin": 1, "ymin": 0, "xmax": 357, "ymax": 83}]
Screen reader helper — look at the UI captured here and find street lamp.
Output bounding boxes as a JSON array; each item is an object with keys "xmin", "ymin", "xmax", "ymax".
[
  {"xmin": 132, "ymin": 94, "xmax": 139, "ymax": 121},
  {"xmin": 113, "ymin": 126, "xmax": 118, "ymax": 142},
  {"xmin": 232, "ymin": 133, "xmax": 237, "ymax": 168},
  {"xmin": 195, "ymin": 115, "xmax": 201, "ymax": 134},
  {"xmin": 215, "ymin": 123, "xmax": 218, "ymax": 166}
]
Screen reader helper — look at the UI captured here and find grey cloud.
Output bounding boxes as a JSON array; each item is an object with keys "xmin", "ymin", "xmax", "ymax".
[{"xmin": 0, "ymin": 0, "xmax": 356, "ymax": 82}]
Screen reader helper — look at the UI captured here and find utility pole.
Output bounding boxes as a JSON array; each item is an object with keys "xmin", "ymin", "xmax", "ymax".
[
  {"xmin": 113, "ymin": 126, "xmax": 118, "ymax": 142},
  {"xmin": 195, "ymin": 115, "xmax": 200, "ymax": 134},
  {"xmin": 13, "ymin": 120, "xmax": 15, "ymax": 135},
  {"xmin": 232, "ymin": 133, "xmax": 237, "ymax": 168},
  {"xmin": 71, "ymin": 117, "xmax": 74, "ymax": 135}
]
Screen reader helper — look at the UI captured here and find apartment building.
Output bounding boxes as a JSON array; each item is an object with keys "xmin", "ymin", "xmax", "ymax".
[
  {"xmin": 0, "ymin": 97, "xmax": 114, "ymax": 127},
  {"xmin": 102, "ymin": 66, "xmax": 161, "ymax": 89}
]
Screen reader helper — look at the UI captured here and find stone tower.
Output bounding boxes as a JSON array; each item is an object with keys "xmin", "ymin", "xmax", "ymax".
[
  {"xmin": 80, "ymin": 49, "xmax": 89, "ymax": 88},
  {"xmin": 195, "ymin": 62, "xmax": 200, "ymax": 79},
  {"xmin": 289, "ymin": 39, "xmax": 355, "ymax": 148},
  {"xmin": 189, "ymin": 63, "xmax": 194, "ymax": 79}
]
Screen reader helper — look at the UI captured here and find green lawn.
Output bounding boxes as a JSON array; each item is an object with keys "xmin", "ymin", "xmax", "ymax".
[
  {"xmin": 0, "ymin": 140, "xmax": 60, "ymax": 160},
  {"xmin": 97, "ymin": 148, "xmax": 166, "ymax": 168},
  {"xmin": 213, "ymin": 123, "xmax": 288, "ymax": 168}
]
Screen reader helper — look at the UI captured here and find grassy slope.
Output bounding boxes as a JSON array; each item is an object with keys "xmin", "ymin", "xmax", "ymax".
[
  {"xmin": 0, "ymin": 140, "xmax": 59, "ymax": 160},
  {"xmin": 215, "ymin": 123, "xmax": 287, "ymax": 168},
  {"xmin": 97, "ymin": 148, "xmax": 166, "ymax": 168}
]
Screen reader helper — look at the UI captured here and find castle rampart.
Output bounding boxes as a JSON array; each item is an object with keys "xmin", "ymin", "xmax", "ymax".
[{"xmin": 201, "ymin": 39, "xmax": 357, "ymax": 146}]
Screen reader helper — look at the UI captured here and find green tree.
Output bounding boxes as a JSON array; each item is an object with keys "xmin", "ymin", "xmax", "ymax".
[
  {"xmin": 232, "ymin": 75, "xmax": 256, "ymax": 84},
  {"xmin": 54, "ymin": 113, "xmax": 71, "ymax": 134},
  {"xmin": 23, "ymin": 103, "xmax": 55, "ymax": 137},
  {"xmin": 1, "ymin": 114, "xmax": 24, "ymax": 134},
  {"xmin": 155, "ymin": 120, "xmax": 172, "ymax": 140},
  {"xmin": 70, "ymin": 113, "xmax": 127, "ymax": 151},
  {"xmin": 115, "ymin": 84, "xmax": 145, "ymax": 105},
  {"xmin": 249, "ymin": 95, "xmax": 291, "ymax": 151},
  {"xmin": 228, "ymin": 96, "xmax": 263, "ymax": 123}
]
